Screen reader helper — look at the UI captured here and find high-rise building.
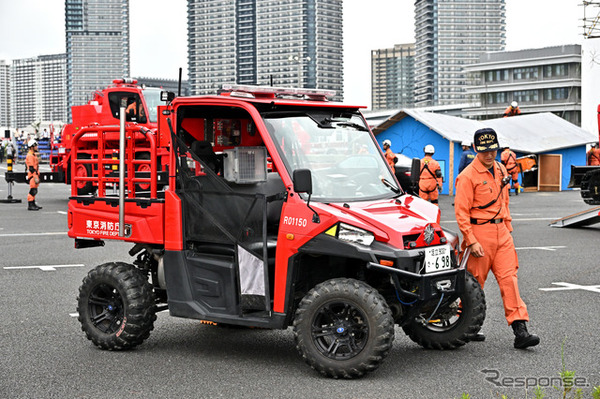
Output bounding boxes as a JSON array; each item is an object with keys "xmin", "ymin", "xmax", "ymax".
[
  {"xmin": 187, "ymin": 0, "xmax": 344, "ymax": 99},
  {"xmin": 10, "ymin": 54, "xmax": 68, "ymax": 129},
  {"xmin": 414, "ymin": 0, "xmax": 506, "ymax": 107},
  {"xmin": 66, "ymin": 0, "xmax": 130, "ymax": 119},
  {"xmin": 371, "ymin": 44, "xmax": 415, "ymax": 110},
  {"xmin": 0, "ymin": 60, "xmax": 9, "ymax": 129}
]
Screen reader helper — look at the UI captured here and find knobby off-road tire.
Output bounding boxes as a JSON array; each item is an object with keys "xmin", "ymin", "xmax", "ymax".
[
  {"xmin": 402, "ymin": 272, "xmax": 486, "ymax": 350},
  {"xmin": 293, "ymin": 278, "xmax": 395, "ymax": 379},
  {"xmin": 77, "ymin": 262, "xmax": 156, "ymax": 350}
]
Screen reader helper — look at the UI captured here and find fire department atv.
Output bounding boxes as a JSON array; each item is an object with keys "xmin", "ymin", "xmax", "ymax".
[{"xmin": 70, "ymin": 85, "xmax": 485, "ymax": 378}]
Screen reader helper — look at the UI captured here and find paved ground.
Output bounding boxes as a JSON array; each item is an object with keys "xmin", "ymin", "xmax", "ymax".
[{"xmin": 1, "ymin": 169, "xmax": 599, "ymax": 398}]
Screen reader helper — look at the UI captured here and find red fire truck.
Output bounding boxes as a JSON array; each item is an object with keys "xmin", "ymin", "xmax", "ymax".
[
  {"xmin": 71, "ymin": 85, "xmax": 485, "ymax": 378},
  {"xmin": 5, "ymin": 79, "xmax": 166, "ymax": 194}
]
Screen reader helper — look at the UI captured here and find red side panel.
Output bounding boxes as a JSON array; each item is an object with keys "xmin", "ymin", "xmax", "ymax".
[
  {"xmin": 164, "ymin": 190, "xmax": 183, "ymax": 250},
  {"xmin": 68, "ymin": 200, "xmax": 164, "ymax": 244}
]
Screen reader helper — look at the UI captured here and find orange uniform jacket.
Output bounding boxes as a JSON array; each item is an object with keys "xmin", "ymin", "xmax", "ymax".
[
  {"xmin": 455, "ymin": 157, "xmax": 512, "ymax": 246},
  {"xmin": 26, "ymin": 149, "xmax": 40, "ymax": 182},
  {"xmin": 419, "ymin": 156, "xmax": 442, "ymax": 191},
  {"xmin": 588, "ymin": 148, "xmax": 600, "ymax": 166},
  {"xmin": 500, "ymin": 148, "xmax": 519, "ymax": 179},
  {"xmin": 503, "ymin": 106, "xmax": 521, "ymax": 117},
  {"xmin": 384, "ymin": 148, "xmax": 396, "ymax": 169}
]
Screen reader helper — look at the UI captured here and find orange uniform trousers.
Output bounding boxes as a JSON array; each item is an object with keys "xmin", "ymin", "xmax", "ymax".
[{"xmin": 463, "ymin": 223, "xmax": 529, "ymax": 325}]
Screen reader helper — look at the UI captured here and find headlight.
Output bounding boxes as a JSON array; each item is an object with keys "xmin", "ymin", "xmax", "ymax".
[{"xmin": 338, "ymin": 223, "xmax": 375, "ymax": 246}]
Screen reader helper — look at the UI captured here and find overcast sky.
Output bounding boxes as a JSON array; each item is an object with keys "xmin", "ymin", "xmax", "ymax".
[{"xmin": 0, "ymin": 0, "xmax": 583, "ymax": 108}]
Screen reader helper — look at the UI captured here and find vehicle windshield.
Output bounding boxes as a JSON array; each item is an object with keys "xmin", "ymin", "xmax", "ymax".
[
  {"xmin": 262, "ymin": 110, "xmax": 400, "ymax": 202},
  {"xmin": 141, "ymin": 88, "xmax": 164, "ymax": 123}
]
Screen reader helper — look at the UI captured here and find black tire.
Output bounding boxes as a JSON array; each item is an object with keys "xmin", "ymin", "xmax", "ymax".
[
  {"xmin": 293, "ymin": 278, "xmax": 395, "ymax": 379},
  {"xmin": 77, "ymin": 262, "xmax": 156, "ymax": 350},
  {"xmin": 402, "ymin": 272, "xmax": 486, "ymax": 350}
]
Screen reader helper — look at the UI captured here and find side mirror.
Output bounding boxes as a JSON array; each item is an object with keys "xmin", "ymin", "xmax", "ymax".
[
  {"xmin": 160, "ymin": 91, "xmax": 175, "ymax": 102},
  {"xmin": 410, "ymin": 157, "xmax": 421, "ymax": 189},
  {"xmin": 293, "ymin": 169, "xmax": 319, "ymax": 223},
  {"xmin": 293, "ymin": 169, "xmax": 312, "ymax": 194}
]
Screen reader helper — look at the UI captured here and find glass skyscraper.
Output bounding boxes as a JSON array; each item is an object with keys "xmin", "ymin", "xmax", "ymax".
[
  {"xmin": 371, "ymin": 44, "xmax": 415, "ymax": 110},
  {"xmin": 187, "ymin": 0, "xmax": 343, "ymax": 100},
  {"xmin": 414, "ymin": 0, "xmax": 505, "ymax": 107},
  {"xmin": 0, "ymin": 61, "xmax": 9, "ymax": 129},
  {"xmin": 65, "ymin": 0, "xmax": 130, "ymax": 119},
  {"xmin": 10, "ymin": 54, "xmax": 68, "ymax": 129}
]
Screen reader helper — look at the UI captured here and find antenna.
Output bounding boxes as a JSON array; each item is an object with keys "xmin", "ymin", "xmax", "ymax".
[{"xmin": 178, "ymin": 68, "xmax": 182, "ymax": 97}]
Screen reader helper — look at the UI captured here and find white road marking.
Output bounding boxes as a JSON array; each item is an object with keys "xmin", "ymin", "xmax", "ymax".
[
  {"xmin": 0, "ymin": 232, "xmax": 66, "ymax": 237},
  {"xmin": 540, "ymin": 282, "xmax": 600, "ymax": 294},
  {"xmin": 515, "ymin": 246, "xmax": 566, "ymax": 251},
  {"xmin": 57, "ymin": 211, "xmax": 67, "ymax": 215},
  {"xmin": 4, "ymin": 264, "xmax": 84, "ymax": 272},
  {"xmin": 69, "ymin": 313, "xmax": 79, "ymax": 318},
  {"xmin": 441, "ymin": 217, "xmax": 558, "ymax": 223}
]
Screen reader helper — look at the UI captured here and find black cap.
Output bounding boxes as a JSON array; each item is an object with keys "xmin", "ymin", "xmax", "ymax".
[{"xmin": 474, "ymin": 128, "xmax": 500, "ymax": 153}]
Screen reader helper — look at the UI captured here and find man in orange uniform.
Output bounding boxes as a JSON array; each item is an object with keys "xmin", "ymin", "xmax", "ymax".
[
  {"xmin": 26, "ymin": 140, "xmax": 43, "ymax": 211},
  {"xmin": 382, "ymin": 139, "xmax": 396, "ymax": 170},
  {"xmin": 419, "ymin": 144, "xmax": 442, "ymax": 204},
  {"xmin": 587, "ymin": 143, "xmax": 600, "ymax": 166},
  {"xmin": 455, "ymin": 128, "xmax": 539, "ymax": 349},
  {"xmin": 500, "ymin": 146, "xmax": 522, "ymax": 195},
  {"xmin": 503, "ymin": 101, "xmax": 521, "ymax": 117}
]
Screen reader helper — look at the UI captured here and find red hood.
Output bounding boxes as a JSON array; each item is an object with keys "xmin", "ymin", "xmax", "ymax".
[{"xmin": 317, "ymin": 194, "xmax": 442, "ymax": 249}]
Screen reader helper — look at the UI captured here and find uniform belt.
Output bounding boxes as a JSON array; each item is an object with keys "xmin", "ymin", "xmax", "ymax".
[{"xmin": 470, "ymin": 218, "xmax": 503, "ymax": 224}]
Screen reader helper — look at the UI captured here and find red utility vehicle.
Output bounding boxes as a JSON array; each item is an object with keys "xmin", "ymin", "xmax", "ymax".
[{"xmin": 71, "ymin": 85, "xmax": 485, "ymax": 378}]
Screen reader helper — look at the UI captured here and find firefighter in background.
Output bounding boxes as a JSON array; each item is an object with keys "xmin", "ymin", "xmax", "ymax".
[
  {"xmin": 419, "ymin": 144, "xmax": 443, "ymax": 204},
  {"xmin": 455, "ymin": 128, "xmax": 539, "ymax": 349},
  {"xmin": 458, "ymin": 141, "xmax": 476, "ymax": 174},
  {"xmin": 587, "ymin": 143, "xmax": 600, "ymax": 166},
  {"xmin": 26, "ymin": 140, "xmax": 43, "ymax": 211},
  {"xmin": 501, "ymin": 146, "xmax": 522, "ymax": 195},
  {"xmin": 503, "ymin": 101, "xmax": 521, "ymax": 117},
  {"xmin": 382, "ymin": 139, "xmax": 397, "ymax": 170}
]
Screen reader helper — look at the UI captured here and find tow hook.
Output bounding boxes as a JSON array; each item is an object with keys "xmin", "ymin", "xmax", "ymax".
[{"xmin": 435, "ymin": 280, "xmax": 452, "ymax": 292}]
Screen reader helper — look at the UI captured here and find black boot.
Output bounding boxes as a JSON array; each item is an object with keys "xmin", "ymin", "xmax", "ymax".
[
  {"xmin": 512, "ymin": 320, "xmax": 540, "ymax": 349},
  {"xmin": 28, "ymin": 201, "xmax": 40, "ymax": 211},
  {"xmin": 33, "ymin": 200, "xmax": 42, "ymax": 210}
]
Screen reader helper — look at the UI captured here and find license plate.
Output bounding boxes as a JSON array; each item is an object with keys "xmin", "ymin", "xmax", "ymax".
[{"xmin": 424, "ymin": 245, "xmax": 452, "ymax": 273}]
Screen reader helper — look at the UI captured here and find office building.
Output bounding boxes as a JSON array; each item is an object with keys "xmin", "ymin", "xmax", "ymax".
[
  {"xmin": 0, "ymin": 60, "xmax": 9, "ymax": 129},
  {"xmin": 187, "ymin": 0, "xmax": 344, "ymax": 99},
  {"xmin": 463, "ymin": 45, "xmax": 581, "ymax": 125},
  {"xmin": 414, "ymin": 0, "xmax": 506, "ymax": 107},
  {"xmin": 371, "ymin": 43, "xmax": 415, "ymax": 110},
  {"xmin": 66, "ymin": 0, "xmax": 130, "ymax": 119},
  {"xmin": 10, "ymin": 54, "xmax": 68, "ymax": 129}
]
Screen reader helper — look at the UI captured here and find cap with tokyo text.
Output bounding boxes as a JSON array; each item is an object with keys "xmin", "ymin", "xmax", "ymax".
[{"xmin": 473, "ymin": 128, "xmax": 499, "ymax": 153}]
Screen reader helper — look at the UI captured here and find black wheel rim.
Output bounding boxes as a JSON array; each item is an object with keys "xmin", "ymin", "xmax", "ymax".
[
  {"xmin": 421, "ymin": 298, "xmax": 461, "ymax": 332},
  {"xmin": 311, "ymin": 301, "xmax": 369, "ymax": 360},
  {"xmin": 87, "ymin": 283, "xmax": 124, "ymax": 334}
]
